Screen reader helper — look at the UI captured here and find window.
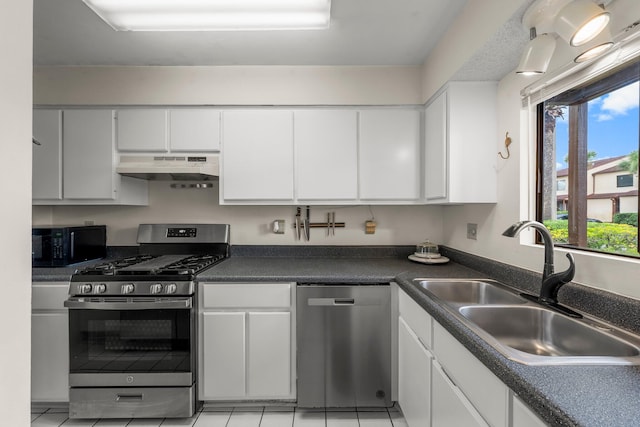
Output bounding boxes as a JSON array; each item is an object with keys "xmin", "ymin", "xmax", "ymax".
[
  {"xmin": 617, "ymin": 174, "xmax": 634, "ymax": 188},
  {"xmin": 537, "ymin": 60, "xmax": 639, "ymax": 257}
]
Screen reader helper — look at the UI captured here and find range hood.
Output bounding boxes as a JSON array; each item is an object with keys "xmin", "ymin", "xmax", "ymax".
[{"xmin": 116, "ymin": 155, "xmax": 219, "ymax": 181}]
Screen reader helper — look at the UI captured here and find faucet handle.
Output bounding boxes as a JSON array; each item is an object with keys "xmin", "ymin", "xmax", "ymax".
[{"xmin": 540, "ymin": 253, "xmax": 575, "ymax": 304}]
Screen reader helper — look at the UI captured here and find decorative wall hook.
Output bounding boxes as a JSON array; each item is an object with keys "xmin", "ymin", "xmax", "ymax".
[{"xmin": 498, "ymin": 132, "xmax": 512, "ymax": 160}]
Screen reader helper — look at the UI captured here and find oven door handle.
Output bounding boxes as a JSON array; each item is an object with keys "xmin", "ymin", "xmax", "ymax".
[{"xmin": 64, "ymin": 298, "xmax": 192, "ymax": 310}]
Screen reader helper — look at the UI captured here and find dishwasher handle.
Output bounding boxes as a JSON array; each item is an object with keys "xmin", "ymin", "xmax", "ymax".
[{"xmin": 308, "ymin": 297, "xmax": 355, "ymax": 306}]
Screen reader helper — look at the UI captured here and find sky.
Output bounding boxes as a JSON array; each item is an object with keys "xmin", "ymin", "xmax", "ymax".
[{"xmin": 554, "ymin": 81, "xmax": 639, "ymax": 169}]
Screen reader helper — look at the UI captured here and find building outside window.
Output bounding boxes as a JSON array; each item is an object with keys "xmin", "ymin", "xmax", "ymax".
[{"xmin": 537, "ymin": 60, "xmax": 640, "ymax": 257}]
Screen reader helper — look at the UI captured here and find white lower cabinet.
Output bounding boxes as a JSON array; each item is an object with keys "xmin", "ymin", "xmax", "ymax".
[
  {"xmin": 398, "ymin": 317, "xmax": 432, "ymax": 427},
  {"xmin": 31, "ymin": 282, "xmax": 69, "ymax": 403},
  {"xmin": 432, "ymin": 361, "xmax": 489, "ymax": 427},
  {"xmin": 432, "ymin": 322, "xmax": 508, "ymax": 427},
  {"xmin": 198, "ymin": 282, "xmax": 295, "ymax": 401},
  {"xmin": 396, "ymin": 286, "xmax": 547, "ymax": 427},
  {"xmin": 247, "ymin": 312, "xmax": 291, "ymax": 397}
]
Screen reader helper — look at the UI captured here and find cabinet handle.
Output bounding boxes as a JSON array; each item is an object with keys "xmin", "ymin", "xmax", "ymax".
[
  {"xmin": 308, "ymin": 298, "xmax": 355, "ymax": 306},
  {"xmin": 116, "ymin": 393, "xmax": 143, "ymax": 402}
]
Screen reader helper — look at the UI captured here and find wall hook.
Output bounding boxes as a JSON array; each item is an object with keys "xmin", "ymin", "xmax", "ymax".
[{"xmin": 498, "ymin": 132, "xmax": 512, "ymax": 160}]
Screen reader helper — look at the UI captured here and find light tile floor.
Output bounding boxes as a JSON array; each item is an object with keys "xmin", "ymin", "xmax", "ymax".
[{"xmin": 31, "ymin": 407, "xmax": 409, "ymax": 427}]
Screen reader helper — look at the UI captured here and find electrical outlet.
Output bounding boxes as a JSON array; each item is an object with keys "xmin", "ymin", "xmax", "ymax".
[{"xmin": 467, "ymin": 223, "xmax": 477, "ymax": 240}]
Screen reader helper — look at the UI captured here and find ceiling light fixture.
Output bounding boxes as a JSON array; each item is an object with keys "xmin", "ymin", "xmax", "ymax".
[
  {"xmin": 573, "ymin": 27, "xmax": 614, "ymax": 62},
  {"xmin": 516, "ymin": 28, "xmax": 557, "ymax": 75},
  {"xmin": 554, "ymin": 0, "xmax": 610, "ymax": 46},
  {"xmin": 517, "ymin": 0, "xmax": 612, "ymax": 75},
  {"xmin": 82, "ymin": 0, "xmax": 332, "ymax": 32}
]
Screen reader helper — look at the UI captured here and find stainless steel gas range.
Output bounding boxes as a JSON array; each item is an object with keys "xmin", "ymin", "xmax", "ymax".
[{"xmin": 64, "ymin": 223, "xmax": 230, "ymax": 419}]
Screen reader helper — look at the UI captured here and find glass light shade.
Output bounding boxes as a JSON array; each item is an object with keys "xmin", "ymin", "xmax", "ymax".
[
  {"xmin": 82, "ymin": 0, "xmax": 332, "ymax": 31},
  {"xmin": 516, "ymin": 33, "xmax": 557, "ymax": 75},
  {"xmin": 554, "ymin": 0, "xmax": 610, "ymax": 46},
  {"xmin": 573, "ymin": 27, "xmax": 613, "ymax": 63}
]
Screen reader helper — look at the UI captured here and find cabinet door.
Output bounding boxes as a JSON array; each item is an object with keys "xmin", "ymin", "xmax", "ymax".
[
  {"xmin": 424, "ymin": 91, "xmax": 447, "ymax": 201},
  {"xmin": 117, "ymin": 109, "xmax": 168, "ymax": 152},
  {"xmin": 32, "ymin": 110, "xmax": 62, "ymax": 200},
  {"xmin": 63, "ymin": 110, "xmax": 116, "ymax": 200},
  {"xmin": 170, "ymin": 109, "xmax": 220, "ymax": 152},
  {"xmin": 222, "ymin": 110, "xmax": 294, "ymax": 201},
  {"xmin": 398, "ymin": 317, "xmax": 431, "ymax": 427},
  {"xmin": 359, "ymin": 110, "xmax": 421, "ymax": 200},
  {"xmin": 432, "ymin": 361, "xmax": 489, "ymax": 427},
  {"xmin": 294, "ymin": 110, "xmax": 358, "ymax": 201},
  {"xmin": 248, "ymin": 312, "xmax": 291, "ymax": 397},
  {"xmin": 447, "ymin": 82, "xmax": 497, "ymax": 203},
  {"xmin": 201, "ymin": 312, "xmax": 246, "ymax": 399},
  {"xmin": 31, "ymin": 312, "xmax": 68, "ymax": 402},
  {"xmin": 433, "ymin": 322, "xmax": 508, "ymax": 427}
]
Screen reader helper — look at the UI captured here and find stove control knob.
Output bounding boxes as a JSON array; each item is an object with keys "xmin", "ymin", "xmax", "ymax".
[
  {"xmin": 80, "ymin": 284, "xmax": 92, "ymax": 294},
  {"xmin": 95, "ymin": 284, "xmax": 107, "ymax": 294},
  {"xmin": 165, "ymin": 283, "xmax": 177, "ymax": 294},
  {"xmin": 121, "ymin": 283, "xmax": 135, "ymax": 294},
  {"xmin": 150, "ymin": 283, "xmax": 163, "ymax": 294}
]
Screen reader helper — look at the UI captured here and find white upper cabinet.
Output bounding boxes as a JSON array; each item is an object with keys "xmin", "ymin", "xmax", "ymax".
[
  {"xmin": 169, "ymin": 109, "xmax": 221, "ymax": 152},
  {"xmin": 116, "ymin": 109, "xmax": 220, "ymax": 153},
  {"xmin": 221, "ymin": 110, "xmax": 294, "ymax": 202},
  {"xmin": 359, "ymin": 109, "xmax": 421, "ymax": 201},
  {"xmin": 424, "ymin": 81, "xmax": 497, "ymax": 204},
  {"xmin": 33, "ymin": 109, "xmax": 148, "ymax": 205},
  {"xmin": 424, "ymin": 92, "xmax": 447, "ymax": 201},
  {"xmin": 32, "ymin": 109, "xmax": 63, "ymax": 200},
  {"xmin": 117, "ymin": 109, "xmax": 168, "ymax": 152},
  {"xmin": 64, "ymin": 109, "xmax": 118, "ymax": 200},
  {"xmin": 294, "ymin": 110, "xmax": 358, "ymax": 201}
]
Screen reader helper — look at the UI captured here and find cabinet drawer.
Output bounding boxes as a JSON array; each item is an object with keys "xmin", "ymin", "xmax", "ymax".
[
  {"xmin": 201, "ymin": 283, "xmax": 292, "ymax": 308},
  {"xmin": 32, "ymin": 282, "xmax": 69, "ymax": 311},
  {"xmin": 398, "ymin": 289, "xmax": 431, "ymax": 349},
  {"xmin": 433, "ymin": 321, "xmax": 508, "ymax": 427}
]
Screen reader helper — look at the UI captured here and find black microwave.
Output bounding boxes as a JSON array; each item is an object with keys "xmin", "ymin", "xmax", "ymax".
[{"xmin": 32, "ymin": 225, "xmax": 107, "ymax": 267}]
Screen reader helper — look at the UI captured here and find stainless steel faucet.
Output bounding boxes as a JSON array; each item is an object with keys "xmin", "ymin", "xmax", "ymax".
[{"xmin": 503, "ymin": 220, "xmax": 577, "ymax": 313}]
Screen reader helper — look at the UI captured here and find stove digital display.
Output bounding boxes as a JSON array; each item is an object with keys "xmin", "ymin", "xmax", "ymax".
[{"xmin": 167, "ymin": 227, "xmax": 197, "ymax": 238}]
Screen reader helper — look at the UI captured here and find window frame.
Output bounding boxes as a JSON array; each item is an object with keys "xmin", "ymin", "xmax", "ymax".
[{"xmin": 535, "ymin": 60, "xmax": 640, "ymax": 258}]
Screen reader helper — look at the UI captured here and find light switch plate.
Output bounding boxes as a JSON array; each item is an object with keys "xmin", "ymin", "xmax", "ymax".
[{"xmin": 467, "ymin": 223, "xmax": 477, "ymax": 240}]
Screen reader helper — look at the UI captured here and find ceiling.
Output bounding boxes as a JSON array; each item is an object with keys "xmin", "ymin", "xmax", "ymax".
[{"xmin": 34, "ymin": 0, "xmax": 532, "ymax": 80}]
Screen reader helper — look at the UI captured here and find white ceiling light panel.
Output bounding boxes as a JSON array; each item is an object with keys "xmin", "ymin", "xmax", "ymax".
[{"xmin": 82, "ymin": 0, "xmax": 332, "ymax": 31}]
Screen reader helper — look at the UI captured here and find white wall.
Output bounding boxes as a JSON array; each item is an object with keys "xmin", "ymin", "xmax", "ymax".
[
  {"xmin": 1, "ymin": 0, "xmax": 32, "ymax": 424},
  {"xmin": 34, "ymin": 66, "xmax": 423, "ymax": 106},
  {"xmin": 34, "ymin": 183, "xmax": 444, "ymax": 247}
]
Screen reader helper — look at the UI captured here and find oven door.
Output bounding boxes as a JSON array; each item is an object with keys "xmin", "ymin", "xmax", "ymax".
[{"xmin": 65, "ymin": 297, "xmax": 195, "ymax": 388}]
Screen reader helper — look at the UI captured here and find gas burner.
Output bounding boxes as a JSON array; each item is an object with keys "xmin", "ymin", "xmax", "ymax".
[
  {"xmin": 155, "ymin": 254, "xmax": 225, "ymax": 276},
  {"xmin": 75, "ymin": 254, "xmax": 161, "ymax": 276}
]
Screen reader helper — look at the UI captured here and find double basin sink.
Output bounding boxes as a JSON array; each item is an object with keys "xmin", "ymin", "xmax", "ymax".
[{"xmin": 414, "ymin": 279, "xmax": 640, "ymax": 365}]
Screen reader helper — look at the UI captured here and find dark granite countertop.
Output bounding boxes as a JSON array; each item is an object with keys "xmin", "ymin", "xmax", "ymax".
[
  {"xmin": 31, "ymin": 245, "xmax": 640, "ymax": 426},
  {"xmin": 196, "ymin": 255, "xmax": 478, "ymax": 283}
]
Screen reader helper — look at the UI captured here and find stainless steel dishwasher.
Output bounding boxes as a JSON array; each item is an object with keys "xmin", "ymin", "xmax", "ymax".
[{"xmin": 297, "ymin": 283, "xmax": 391, "ymax": 408}]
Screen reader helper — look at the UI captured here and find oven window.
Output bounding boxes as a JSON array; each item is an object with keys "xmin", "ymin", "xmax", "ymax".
[{"xmin": 69, "ymin": 309, "xmax": 192, "ymax": 373}]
